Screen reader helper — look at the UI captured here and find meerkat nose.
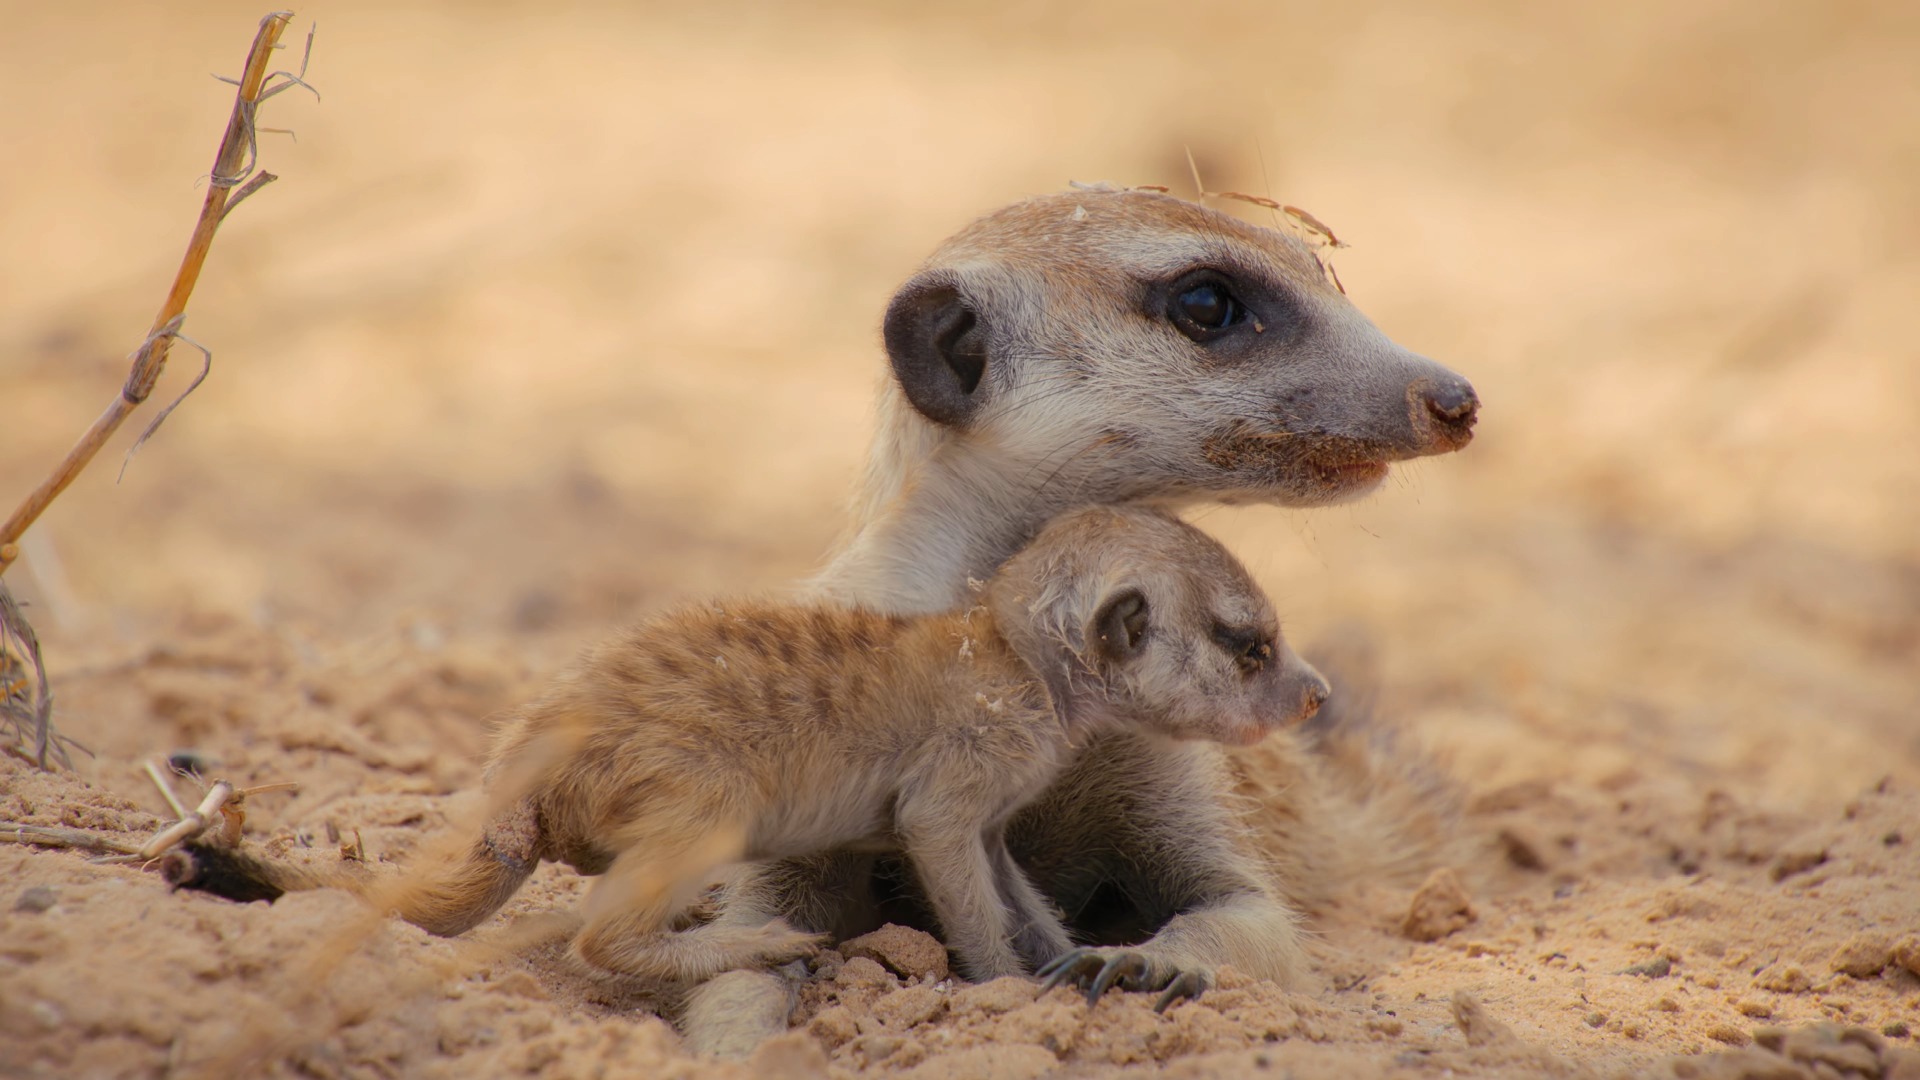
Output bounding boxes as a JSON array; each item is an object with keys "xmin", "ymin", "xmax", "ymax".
[
  {"xmin": 1418, "ymin": 378, "xmax": 1480, "ymax": 443},
  {"xmin": 1300, "ymin": 675, "xmax": 1332, "ymax": 721}
]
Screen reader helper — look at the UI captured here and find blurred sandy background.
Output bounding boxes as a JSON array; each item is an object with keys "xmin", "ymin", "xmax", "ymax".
[{"xmin": 1, "ymin": 3, "xmax": 1916, "ymax": 1077}]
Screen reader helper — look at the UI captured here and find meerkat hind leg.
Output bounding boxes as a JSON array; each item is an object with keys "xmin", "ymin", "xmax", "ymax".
[
  {"xmin": 610, "ymin": 916, "xmax": 825, "ymax": 985},
  {"xmin": 571, "ymin": 819, "xmax": 756, "ymax": 983}
]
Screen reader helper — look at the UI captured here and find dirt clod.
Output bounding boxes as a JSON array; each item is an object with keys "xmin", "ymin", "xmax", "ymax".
[
  {"xmin": 835, "ymin": 956, "xmax": 898, "ymax": 992},
  {"xmin": 1829, "ymin": 934, "xmax": 1893, "ymax": 978},
  {"xmin": 1770, "ymin": 848, "xmax": 1828, "ymax": 882},
  {"xmin": 1451, "ymin": 992, "xmax": 1515, "ymax": 1047},
  {"xmin": 1403, "ymin": 868, "xmax": 1476, "ymax": 942},
  {"xmin": 1756, "ymin": 965, "xmax": 1814, "ymax": 994},
  {"xmin": 1892, "ymin": 937, "xmax": 1920, "ymax": 978},
  {"xmin": 1706, "ymin": 1023, "xmax": 1753, "ymax": 1046},
  {"xmin": 842, "ymin": 924, "xmax": 950, "ymax": 983}
]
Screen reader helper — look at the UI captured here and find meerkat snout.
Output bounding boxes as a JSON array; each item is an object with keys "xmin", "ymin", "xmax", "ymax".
[
  {"xmin": 1408, "ymin": 376, "xmax": 1480, "ymax": 453},
  {"xmin": 1282, "ymin": 660, "xmax": 1333, "ymax": 726}
]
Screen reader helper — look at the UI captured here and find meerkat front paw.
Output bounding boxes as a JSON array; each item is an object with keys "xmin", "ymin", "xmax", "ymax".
[{"xmin": 1035, "ymin": 947, "xmax": 1209, "ymax": 1012}]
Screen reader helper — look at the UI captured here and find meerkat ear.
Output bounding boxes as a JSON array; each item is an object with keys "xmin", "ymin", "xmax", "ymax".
[
  {"xmin": 884, "ymin": 277, "xmax": 990, "ymax": 428},
  {"xmin": 1089, "ymin": 587, "xmax": 1150, "ymax": 664}
]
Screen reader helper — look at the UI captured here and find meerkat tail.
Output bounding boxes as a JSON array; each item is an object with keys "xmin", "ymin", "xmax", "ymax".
[
  {"xmin": 1230, "ymin": 626, "xmax": 1468, "ymax": 912},
  {"xmin": 1296, "ymin": 625, "xmax": 1469, "ymax": 888}
]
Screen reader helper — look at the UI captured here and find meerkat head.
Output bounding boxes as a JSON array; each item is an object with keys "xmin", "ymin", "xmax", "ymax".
[
  {"xmin": 988, "ymin": 505, "xmax": 1330, "ymax": 746},
  {"xmin": 883, "ymin": 187, "xmax": 1477, "ymax": 510}
]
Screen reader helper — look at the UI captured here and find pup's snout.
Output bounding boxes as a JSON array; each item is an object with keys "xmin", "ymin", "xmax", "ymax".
[
  {"xmin": 1297, "ymin": 672, "xmax": 1332, "ymax": 723},
  {"xmin": 1408, "ymin": 376, "xmax": 1479, "ymax": 453}
]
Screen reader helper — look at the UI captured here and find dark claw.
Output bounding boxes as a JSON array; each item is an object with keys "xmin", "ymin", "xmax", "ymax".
[
  {"xmin": 1037, "ymin": 949, "xmax": 1099, "ymax": 995},
  {"xmin": 1037, "ymin": 948, "xmax": 1204, "ymax": 1011},
  {"xmin": 1153, "ymin": 970, "xmax": 1207, "ymax": 1013},
  {"xmin": 1087, "ymin": 952, "xmax": 1147, "ymax": 1004}
]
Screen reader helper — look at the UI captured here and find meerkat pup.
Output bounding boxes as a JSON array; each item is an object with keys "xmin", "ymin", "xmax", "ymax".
[{"xmin": 174, "ymin": 505, "xmax": 1329, "ymax": 987}]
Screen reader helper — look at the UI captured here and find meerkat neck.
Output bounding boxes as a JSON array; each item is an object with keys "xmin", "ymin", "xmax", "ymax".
[{"xmin": 810, "ymin": 403, "xmax": 1087, "ymax": 615}]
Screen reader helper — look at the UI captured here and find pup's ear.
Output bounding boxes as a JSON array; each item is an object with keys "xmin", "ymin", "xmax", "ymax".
[
  {"xmin": 884, "ymin": 274, "xmax": 990, "ymax": 428},
  {"xmin": 1088, "ymin": 587, "xmax": 1150, "ymax": 664}
]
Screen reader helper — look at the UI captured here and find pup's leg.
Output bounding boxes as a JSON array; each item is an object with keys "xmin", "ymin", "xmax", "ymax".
[
  {"xmin": 898, "ymin": 802, "xmax": 1024, "ymax": 981},
  {"xmin": 986, "ymin": 831, "xmax": 1074, "ymax": 970}
]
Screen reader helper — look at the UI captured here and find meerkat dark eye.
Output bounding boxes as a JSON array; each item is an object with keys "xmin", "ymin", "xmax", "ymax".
[
  {"xmin": 1211, "ymin": 622, "xmax": 1273, "ymax": 677},
  {"xmin": 1236, "ymin": 639, "xmax": 1274, "ymax": 676},
  {"xmin": 1167, "ymin": 273, "xmax": 1249, "ymax": 342}
]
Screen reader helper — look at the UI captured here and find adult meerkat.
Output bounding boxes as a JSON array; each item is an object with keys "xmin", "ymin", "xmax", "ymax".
[
  {"xmin": 170, "ymin": 507, "xmax": 1330, "ymax": 995},
  {"xmin": 679, "ymin": 186, "xmax": 1478, "ymax": 1050}
]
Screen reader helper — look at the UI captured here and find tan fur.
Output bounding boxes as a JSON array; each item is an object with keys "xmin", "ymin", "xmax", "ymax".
[
  {"xmin": 684, "ymin": 186, "xmax": 1478, "ymax": 1054},
  {"xmin": 193, "ymin": 507, "xmax": 1327, "ymax": 988}
]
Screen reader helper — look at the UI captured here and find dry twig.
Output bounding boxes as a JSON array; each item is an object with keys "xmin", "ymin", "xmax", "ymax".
[
  {"xmin": 0, "ymin": 12, "xmax": 315, "ymax": 773},
  {"xmin": 145, "ymin": 757, "xmax": 191, "ymax": 818},
  {"xmin": 0, "ymin": 11, "xmax": 313, "ymax": 577},
  {"xmin": 138, "ymin": 780, "xmax": 238, "ymax": 860},
  {"xmin": 109, "ymin": 777, "xmax": 301, "ymax": 864}
]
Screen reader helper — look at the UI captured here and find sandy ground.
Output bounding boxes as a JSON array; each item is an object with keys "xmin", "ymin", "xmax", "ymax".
[{"xmin": 1, "ymin": 2, "xmax": 1916, "ymax": 1077}]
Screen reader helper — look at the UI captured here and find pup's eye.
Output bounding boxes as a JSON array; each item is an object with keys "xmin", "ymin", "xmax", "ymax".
[
  {"xmin": 1211, "ymin": 623, "xmax": 1273, "ymax": 676},
  {"xmin": 1234, "ymin": 639, "xmax": 1274, "ymax": 677},
  {"xmin": 1169, "ymin": 275, "xmax": 1249, "ymax": 341}
]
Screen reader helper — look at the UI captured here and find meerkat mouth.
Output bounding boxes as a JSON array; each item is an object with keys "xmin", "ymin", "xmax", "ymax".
[
  {"xmin": 1201, "ymin": 425, "xmax": 1393, "ymax": 497},
  {"xmin": 1310, "ymin": 458, "xmax": 1390, "ymax": 488}
]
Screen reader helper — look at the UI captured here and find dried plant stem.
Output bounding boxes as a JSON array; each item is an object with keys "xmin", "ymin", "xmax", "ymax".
[
  {"xmin": 0, "ymin": 12, "xmax": 296, "ymax": 577},
  {"xmin": 145, "ymin": 758, "xmax": 191, "ymax": 818},
  {"xmin": 0, "ymin": 824, "xmax": 143, "ymax": 856},
  {"xmin": 139, "ymin": 780, "xmax": 237, "ymax": 859}
]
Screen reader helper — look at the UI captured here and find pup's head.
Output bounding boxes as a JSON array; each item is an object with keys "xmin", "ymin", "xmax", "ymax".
[
  {"xmin": 988, "ymin": 505, "xmax": 1329, "ymax": 746},
  {"xmin": 883, "ymin": 188, "xmax": 1478, "ymax": 510}
]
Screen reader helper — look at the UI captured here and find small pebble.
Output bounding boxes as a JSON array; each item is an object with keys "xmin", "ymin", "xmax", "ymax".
[
  {"xmin": 1705, "ymin": 1022, "xmax": 1752, "ymax": 1046},
  {"xmin": 841, "ymin": 923, "xmax": 950, "ymax": 982},
  {"xmin": 1403, "ymin": 868, "xmax": 1475, "ymax": 942},
  {"xmin": 1828, "ymin": 933, "xmax": 1892, "ymax": 978},
  {"xmin": 13, "ymin": 886, "xmax": 56, "ymax": 914}
]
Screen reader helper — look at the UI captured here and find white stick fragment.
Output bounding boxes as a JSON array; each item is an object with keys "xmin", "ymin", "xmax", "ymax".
[
  {"xmin": 138, "ymin": 780, "xmax": 235, "ymax": 859},
  {"xmin": 145, "ymin": 758, "xmax": 190, "ymax": 818}
]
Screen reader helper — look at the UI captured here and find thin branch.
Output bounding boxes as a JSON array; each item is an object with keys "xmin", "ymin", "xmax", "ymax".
[
  {"xmin": 0, "ymin": 12, "xmax": 308, "ymax": 576},
  {"xmin": 119, "ymin": 328, "xmax": 214, "ymax": 481}
]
